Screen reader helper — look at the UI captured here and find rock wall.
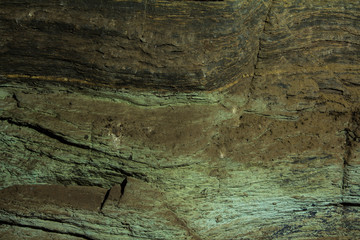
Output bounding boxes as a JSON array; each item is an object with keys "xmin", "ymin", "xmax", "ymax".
[
  {"xmin": 0, "ymin": 0, "xmax": 360, "ymax": 239},
  {"xmin": 0, "ymin": 0, "xmax": 268, "ymax": 91}
]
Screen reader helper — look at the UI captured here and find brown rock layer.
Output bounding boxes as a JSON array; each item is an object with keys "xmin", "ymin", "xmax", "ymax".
[
  {"xmin": 0, "ymin": 0, "xmax": 360, "ymax": 239},
  {"xmin": 0, "ymin": 0, "xmax": 269, "ymax": 91}
]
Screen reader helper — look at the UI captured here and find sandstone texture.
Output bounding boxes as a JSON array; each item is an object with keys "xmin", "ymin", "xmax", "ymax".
[
  {"xmin": 0, "ymin": 0, "xmax": 360, "ymax": 239},
  {"xmin": 0, "ymin": 0, "xmax": 268, "ymax": 91}
]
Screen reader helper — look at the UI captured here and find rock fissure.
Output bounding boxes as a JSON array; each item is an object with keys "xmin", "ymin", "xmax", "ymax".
[
  {"xmin": 99, "ymin": 189, "xmax": 111, "ymax": 211},
  {"xmin": 341, "ymin": 110, "xmax": 360, "ymax": 208},
  {"xmin": 0, "ymin": 220, "xmax": 94, "ymax": 240},
  {"xmin": 247, "ymin": 0, "xmax": 274, "ymax": 102},
  {"xmin": 1, "ymin": 0, "xmax": 360, "ymax": 239},
  {"xmin": 120, "ymin": 177, "xmax": 128, "ymax": 197},
  {"xmin": 342, "ymin": 128, "xmax": 352, "ymax": 191},
  {"xmin": 12, "ymin": 92, "xmax": 21, "ymax": 107},
  {"xmin": 339, "ymin": 202, "xmax": 360, "ymax": 208},
  {"xmin": 0, "ymin": 117, "xmax": 93, "ymax": 151},
  {"xmin": 0, "ymin": 116, "xmax": 156, "ymax": 170}
]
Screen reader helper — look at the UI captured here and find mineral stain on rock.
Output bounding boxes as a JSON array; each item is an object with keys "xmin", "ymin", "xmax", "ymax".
[{"xmin": 0, "ymin": 0, "xmax": 360, "ymax": 239}]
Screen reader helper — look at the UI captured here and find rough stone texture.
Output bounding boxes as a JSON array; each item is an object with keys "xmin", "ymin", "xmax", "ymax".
[
  {"xmin": 0, "ymin": 0, "xmax": 269, "ymax": 91},
  {"xmin": 1, "ymin": 0, "xmax": 360, "ymax": 239}
]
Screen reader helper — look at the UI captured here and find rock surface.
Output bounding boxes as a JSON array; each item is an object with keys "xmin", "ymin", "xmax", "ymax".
[
  {"xmin": 1, "ymin": 0, "xmax": 360, "ymax": 239},
  {"xmin": 0, "ymin": 0, "xmax": 268, "ymax": 91}
]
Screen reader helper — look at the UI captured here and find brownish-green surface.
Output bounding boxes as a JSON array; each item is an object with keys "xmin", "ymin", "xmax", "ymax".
[
  {"xmin": 0, "ymin": 0, "xmax": 360, "ymax": 239},
  {"xmin": 0, "ymin": 0, "xmax": 268, "ymax": 91}
]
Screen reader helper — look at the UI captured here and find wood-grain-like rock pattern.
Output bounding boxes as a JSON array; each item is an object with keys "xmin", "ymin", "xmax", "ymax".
[
  {"xmin": 0, "ymin": 0, "xmax": 269, "ymax": 91},
  {"xmin": 246, "ymin": 0, "xmax": 360, "ymax": 112},
  {"xmin": 0, "ymin": 0, "xmax": 360, "ymax": 239}
]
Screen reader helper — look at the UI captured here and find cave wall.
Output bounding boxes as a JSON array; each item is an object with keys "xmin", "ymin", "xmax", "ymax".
[
  {"xmin": 0, "ymin": 0, "xmax": 268, "ymax": 91},
  {"xmin": 0, "ymin": 0, "xmax": 360, "ymax": 239}
]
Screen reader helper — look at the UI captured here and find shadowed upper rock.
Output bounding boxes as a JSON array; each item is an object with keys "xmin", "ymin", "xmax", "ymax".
[{"xmin": 0, "ymin": 0, "xmax": 269, "ymax": 91}]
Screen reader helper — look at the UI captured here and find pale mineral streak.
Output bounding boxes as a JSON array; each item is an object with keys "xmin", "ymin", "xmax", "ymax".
[{"xmin": 0, "ymin": 0, "xmax": 360, "ymax": 239}]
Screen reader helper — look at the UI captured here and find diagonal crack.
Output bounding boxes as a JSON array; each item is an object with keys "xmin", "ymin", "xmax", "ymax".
[
  {"xmin": 100, "ymin": 178, "xmax": 127, "ymax": 211},
  {"xmin": 0, "ymin": 117, "xmax": 157, "ymax": 169},
  {"xmin": 341, "ymin": 110, "xmax": 359, "ymax": 205},
  {"xmin": 342, "ymin": 127, "xmax": 352, "ymax": 192},
  {"xmin": 247, "ymin": 0, "xmax": 274, "ymax": 103},
  {"xmin": 120, "ymin": 177, "xmax": 128, "ymax": 197},
  {"xmin": 0, "ymin": 220, "xmax": 95, "ymax": 240},
  {"xmin": 99, "ymin": 188, "xmax": 111, "ymax": 211},
  {"xmin": 0, "ymin": 117, "xmax": 93, "ymax": 151}
]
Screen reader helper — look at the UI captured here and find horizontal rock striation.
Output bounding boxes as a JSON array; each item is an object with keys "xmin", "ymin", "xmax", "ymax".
[
  {"xmin": 0, "ymin": 0, "xmax": 269, "ymax": 91},
  {"xmin": 1, "ymin": 80, "xmax": 359, "ymax": 239},
  {"xmin": 0, "ymin": 0, "xmax": 360, "ymax": 239},
  {"xmin": 246, "ymin": 0, "xmax": 360, "ymax": 112}
]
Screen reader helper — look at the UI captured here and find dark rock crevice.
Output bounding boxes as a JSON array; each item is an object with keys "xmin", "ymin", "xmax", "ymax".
[
  {"xmin": 0, "ymin": 221, "xmax": 94, "ymax": 240},
  {"xmin": 1, "ymin": 1, "xmax": 360, "ymax": 239},
  {"xmin": 342, "ymin": 127, "xmax": 353, "ymax": 191},
  {"xmin": 99, "ymin": 189, "xmax": 112, "ymax": 211},
  {"xmin": 247, "ymin": 0, "xmax": 274, "ymax": 101},
  {"xmin": 0, "ymin": 117, "xmax": 93, "ymax": 150},
  {"xmin": 341, "ymin": 110, "xmax": 360, "ymax": 207},
  {"xmin": 339, "ymin": 202, "xmax": 360, "ymax": 208},
  {"xmin": 0, "ymin": 116, "xmax": 157, "ymax": 169}
]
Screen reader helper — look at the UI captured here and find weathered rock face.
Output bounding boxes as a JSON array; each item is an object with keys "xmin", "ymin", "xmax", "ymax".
[
  {"xmin": 1, "ymin": 0, "xmax": 360, "ymax": 239},
  {"xmin": 0, "ymin": 0, "xmax": 268, "ymax": 91}
]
